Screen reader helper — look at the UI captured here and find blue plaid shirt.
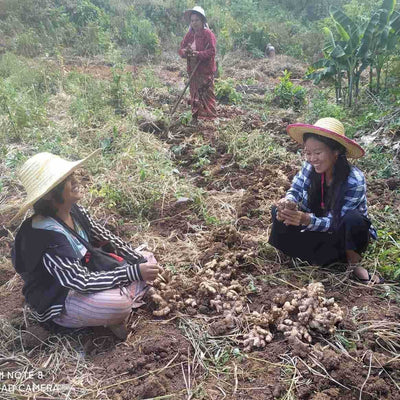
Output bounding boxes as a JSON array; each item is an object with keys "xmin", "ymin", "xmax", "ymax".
[{"xmin": 286, "ymin": 162, "xmax": 377, "ymax": 239}]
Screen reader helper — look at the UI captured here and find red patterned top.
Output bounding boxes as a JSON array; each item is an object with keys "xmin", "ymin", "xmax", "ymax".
[{"xmin": 179, "ymin": 28, "xmax": 217, "ymax": 75}]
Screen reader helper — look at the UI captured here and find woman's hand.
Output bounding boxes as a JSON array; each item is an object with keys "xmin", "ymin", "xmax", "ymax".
[
  {"xmin": 276, "ymin": 198, "xmax": 296, "ymax": 221},
  {"xmin": 280, "ymin": 209, "xmax": 311, "ymax": 227},
  {"xmin": 275, "ymin": 198, "xmax": 310, "ymax": 226},
  {"xmin": 138, "ymin": 251, "xmax": 162, "ymax": 282}
]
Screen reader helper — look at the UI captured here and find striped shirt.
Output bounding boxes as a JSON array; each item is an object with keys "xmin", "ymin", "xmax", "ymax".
[
  {"xmin": 31, "ymin": 206, "xmax": 143, "ymax": 322},
  {"xmin": 286, "ymin": 162, "xmax": 377, "ymax": 239}
]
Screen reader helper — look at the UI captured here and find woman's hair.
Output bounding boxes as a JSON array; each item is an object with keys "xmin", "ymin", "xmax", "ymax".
[
  {"xmin": 303, "ymin": 132, "xmax": 351, "ymax": 227},
  {"xmin": 33, "ymin": 179, "xmax": 66, "ymax": 217}
]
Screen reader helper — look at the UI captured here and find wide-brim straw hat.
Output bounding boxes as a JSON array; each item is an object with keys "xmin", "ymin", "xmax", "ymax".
[
  {"xmin": 286, "ymin": 117, "xmax": 365, "ymax": 159},
  {"xmin": 184, "ymin": 6, "xmax": 206, "ymax": 24},
  {"xmin": 11, "ymin": 149, "xmax": 100, "ymax": 222}
]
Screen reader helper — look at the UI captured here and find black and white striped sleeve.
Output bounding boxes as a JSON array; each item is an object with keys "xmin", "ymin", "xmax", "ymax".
[
  {"xmin": 77, "ymin": 206, "xmax": 142, "ymax": 261},
  {"xmin": 42, "ymin": 252, "xmax": 142, "ymax": 292}
]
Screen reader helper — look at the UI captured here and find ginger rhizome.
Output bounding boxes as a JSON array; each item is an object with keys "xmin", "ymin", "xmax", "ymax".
[
  {"xmin": 243, "ymin": 282, "xmax": 343, "ymax": 353},
  {"xmin": 148, "ymin": 255, "xmax": 343, "ymax": 353}
]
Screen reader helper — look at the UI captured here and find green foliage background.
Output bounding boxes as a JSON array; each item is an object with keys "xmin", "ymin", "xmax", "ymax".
[{"xmin": 0, "ymin": 0, "xmax": 371, "ymax": 60}]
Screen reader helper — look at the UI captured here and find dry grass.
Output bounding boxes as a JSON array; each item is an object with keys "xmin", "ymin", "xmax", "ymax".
[
  {"xmin": 85, "ymin": 126, "xmax": 197, "ymax": 219},
  {"xmin": 0, "ymin": 318, "xmax": 103, "ymax": 399}
]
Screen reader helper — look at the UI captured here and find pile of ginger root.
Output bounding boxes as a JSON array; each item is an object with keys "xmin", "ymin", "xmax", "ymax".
[
  {"xmin": 147, "ymin": 250, "xmax": 255, "ymax": 318},
  {"xmin": 243, "ymin": 282, "xmax": 343, "ymax": 354},
  {"xmin": 147, "ymin": 251, "xmax": 343, "ymax": 354}
]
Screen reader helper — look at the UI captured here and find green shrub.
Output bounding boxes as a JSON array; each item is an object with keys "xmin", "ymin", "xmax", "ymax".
[
  {"xmin": 215, "ymin": 78, "xmax": 242, "ymax": 104},
  {"xmin": 306, "ymin": 91, "xmax": 347, "ymax": 122},
  {"xmin": 116, "ymin": 9, "xmax": 160, "ymax": 57},
  {"xmin": 272, "ymin": 70, "xmax": 306, "ymax": 111},
  {"xmin": 15, "ymin": 29, "xmax": 42, "ymax": 57},
  {"xmin": 207, "ymin": 5, "xmax": 237, "ymax": 57},
  {"xmin": 71, "ymin": 0, "xmax": 108, "ymax": 28},
  {"xmin": 133, "ymin": 18, "xmax": 161, "ymax": 56},
  {"xmin": 109, "ymin": 64, "xmax": 135, "ymax": 116},
  {"xmin": 218, "ymin": 27, "xmax": 234, "ymax": 57},
  {"xmin": 232, "ymin": 22, "xmax": 270, "ymax": 57},
  {"xmin": 73, "ymin": 22, "xmax": 111, "ymax": 56}
]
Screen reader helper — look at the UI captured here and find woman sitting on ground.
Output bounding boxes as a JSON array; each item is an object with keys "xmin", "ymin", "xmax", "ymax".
[
  {"xmin": 269, "ymin": 118, "xmax": 380, "ymax": 283},
  {"xmin": 178, "ymin": 6, "xmax": 217, "ymax": 121},
  {"xmin": 12, "ymin": 151, "xmax": 161, "ymax": 339}
]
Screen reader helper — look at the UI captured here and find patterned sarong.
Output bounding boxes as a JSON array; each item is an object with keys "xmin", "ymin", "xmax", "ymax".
[{"xmin": 189, "ymin": 71, "xmax": 217, "ymax": 120}]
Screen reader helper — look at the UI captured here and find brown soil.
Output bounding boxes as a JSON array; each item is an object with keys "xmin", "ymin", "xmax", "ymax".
[
  {"xmin": 368, "ymin": 179, "xmax": 400, "ymax": 208},
  {"xmin": 148, "ymin": 198, "xmax": 203, "ymax": 239},
  {"xmin": 91, "ymin": 318, "xmax": 191, "ymax": 399}
]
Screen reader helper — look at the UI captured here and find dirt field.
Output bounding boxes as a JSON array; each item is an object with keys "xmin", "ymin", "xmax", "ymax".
[{"xmin": 0, "ymin": 56, "xmax": 399, "ymax": 400}]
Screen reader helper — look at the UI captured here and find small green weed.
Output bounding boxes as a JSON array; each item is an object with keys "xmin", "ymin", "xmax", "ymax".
[
  {"xmin": 215, "ymin": 78, "xmax": 242, "ymax": 104},
  {"xmin": 193, "ymin": 145, "xmax": 216, "ymax": 169},
  {"xmin": 179, "ymin": 110, "xmax": 192, "ymax": 126},
  {"xmin": 358, "ymin": 146, "xmax": 398, "ymax": 178},
  {"xmin": 90, "ymin": 183, "xmax": 128, "ymax": 210},
  {"xmin": 378, "ymin": 285, "xmax": 400, "ymax": 303},
  {"xmin": 334, "ymin": 330, "xmax": 357, "ymax": 350},
  {"xmin": 365, "ymin": 229, "xmax": 400, "ymax": 279},
  {"xmin": 5, "ymin": 150, "xmax": 25, "ymax": 169}
]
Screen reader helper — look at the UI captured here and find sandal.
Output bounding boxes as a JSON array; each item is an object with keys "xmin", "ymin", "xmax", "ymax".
[{"xmin": 352, "ymin": 271, "xmax": 384, "ymax": 285}]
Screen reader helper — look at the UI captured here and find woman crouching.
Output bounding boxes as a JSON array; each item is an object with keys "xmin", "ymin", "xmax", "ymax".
[
  {"xmin": 12, "ymin": 151, "xmax": 161, "ymax": 339},
  {"xmin": 269, "ymin": 118, "xmax": 381, "ymax": 283}
]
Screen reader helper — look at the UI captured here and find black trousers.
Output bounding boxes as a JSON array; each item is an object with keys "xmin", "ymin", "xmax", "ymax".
[{"xmin": 268, "ymin": 207, "xmax": 371, "ymax": 266}]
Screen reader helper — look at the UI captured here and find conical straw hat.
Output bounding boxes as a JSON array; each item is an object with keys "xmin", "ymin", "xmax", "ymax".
[
  {"xmin": 12, "ymin": 149, "xmax": 100, "ymax": 221},
  {"xmin": 287, "ymin": 117, "xmax": 364, "ymax": 159}
]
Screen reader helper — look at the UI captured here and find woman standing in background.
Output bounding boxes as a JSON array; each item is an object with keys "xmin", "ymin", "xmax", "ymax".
[{"xmin": 179, "ymin": 6, "xmax": 217, "ymax": 121}]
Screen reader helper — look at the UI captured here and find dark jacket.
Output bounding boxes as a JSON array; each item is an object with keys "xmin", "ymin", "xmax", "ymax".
[{"xmin": 12, "ymin": 205, "xmax": 142, "ymax": 322}]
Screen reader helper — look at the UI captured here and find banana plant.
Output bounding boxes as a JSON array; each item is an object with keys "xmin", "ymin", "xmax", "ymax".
[
  {"xmin": 329, "ymin": 6, "xmax": 368, "ymax": 106},
  {"xmin": 307, "ymin": 7, "xmax": 367, "ymax": 106},
  {"xmin": 307, "ymin": 0, "xmax": 400, "ymax": 106},
  {"xmin": 307, "ymin": 27, "xmax": 346, "ymax": 103},
  {"xmin": 358, "ymin": 0, "xmax": 400, "ymax": 93}
]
